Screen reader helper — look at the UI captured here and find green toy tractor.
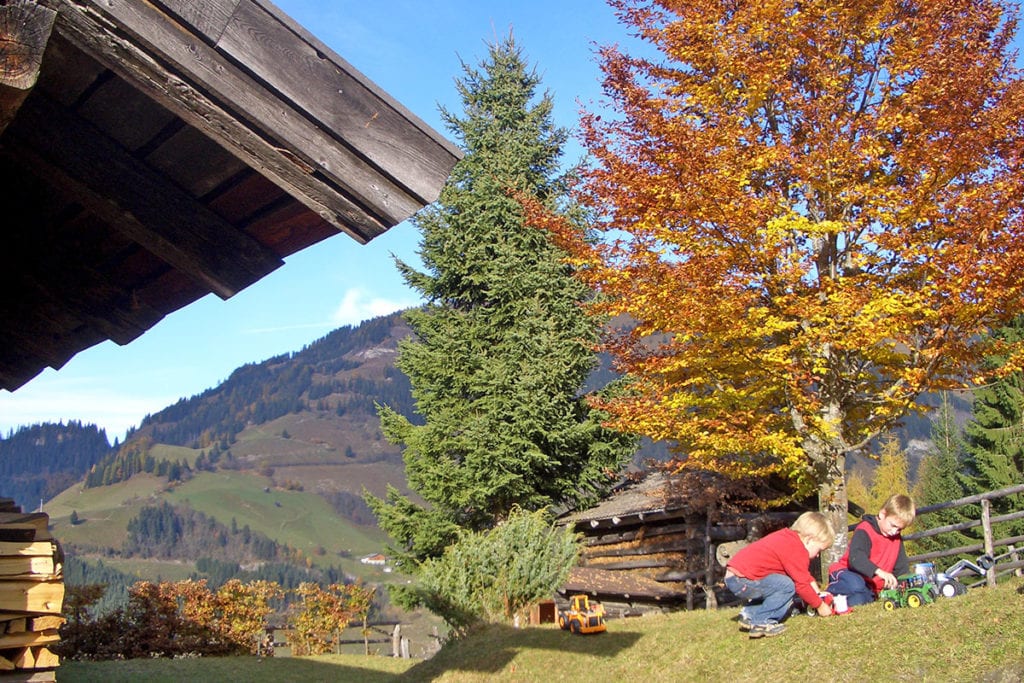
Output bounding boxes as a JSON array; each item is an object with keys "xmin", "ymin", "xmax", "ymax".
[{"xmin": 880, "ymin": 573, "xmax": 939, "ymax": 610}]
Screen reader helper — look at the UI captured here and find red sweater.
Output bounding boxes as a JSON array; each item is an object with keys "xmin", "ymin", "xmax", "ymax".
[{"xmin": 727, "ymin": 528, "xmax": 821, "ymax": 608}]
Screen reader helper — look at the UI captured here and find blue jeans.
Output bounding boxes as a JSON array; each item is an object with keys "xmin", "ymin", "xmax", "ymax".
[
  {"xmin": 725, "ymin": 573, "xmax": 795, "ymax": 625},
  {"xmin": 826, "ymin": 569, "xmax": 876, "ymax": 606}
]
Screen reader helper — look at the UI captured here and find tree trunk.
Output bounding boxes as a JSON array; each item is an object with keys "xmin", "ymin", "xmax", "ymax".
[{"xmin": 818, "ymin": 450, "xmax": 849, "ymax": 579}]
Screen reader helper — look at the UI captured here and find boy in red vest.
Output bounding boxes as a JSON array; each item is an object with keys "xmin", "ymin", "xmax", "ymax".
[
  {"xmin": 725, "ymin": 511, "xmax": 835, "ymax": 638},
  {"xmin": 826, "ymin": 493, "xmax": 916, "ymax": 607}
]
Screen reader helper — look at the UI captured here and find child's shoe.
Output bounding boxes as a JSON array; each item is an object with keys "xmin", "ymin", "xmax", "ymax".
[
  {"xmin": 737, "ymin": 613, "xmax": 753, "ymax": 631},
  {"xmin": 748, "ymin": 621, "xmax": 786, "ymax": 639}
]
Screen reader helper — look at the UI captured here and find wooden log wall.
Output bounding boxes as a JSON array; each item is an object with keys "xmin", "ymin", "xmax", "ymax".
[{"xmin": 0, "ymin": 499, "xmax": 63, "ymax": 683}]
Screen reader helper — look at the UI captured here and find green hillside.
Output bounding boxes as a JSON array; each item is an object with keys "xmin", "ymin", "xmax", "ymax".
[
  {"xmin": 30, "ymin": 314, "xmax": 421, "ymax": 592},
  {"xmin": 48, "ymin": 474, "xmax": 168, "ymax": 549},
  {"xmin": 46, "ymin": 469, "xmax": 394, "ymax": 584},
  {"xmin": 164, "ymin": 471, "xmax": 386, "ymax": 572}
]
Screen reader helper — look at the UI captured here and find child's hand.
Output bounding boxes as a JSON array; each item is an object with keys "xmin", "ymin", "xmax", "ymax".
[
  {"xmin": 876, "ymin": 569, "xmax": 897, "ymax": 589},
  {"xmin": 816, "ymin": 601, "xmax": 833, "ymax": 617}
]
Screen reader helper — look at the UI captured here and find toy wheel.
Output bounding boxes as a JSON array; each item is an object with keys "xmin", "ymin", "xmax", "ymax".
[
  {"xmin": 558, "ymin": 614, "xmax": 568, "ymax": 630},
  {"xmin": 883, "ymin": 599, "xmax": 898, "ymax": 611},
  {"xmin": 907, "ymin": 593, "xmax": 922, "ymax": 608},
  {"xmin": 940, "ymin": 580, "xmax": 965, "ymax": 598},
  {"xmin": 570, "ymin": 620, "xmax": 581, "ymax": 634}
]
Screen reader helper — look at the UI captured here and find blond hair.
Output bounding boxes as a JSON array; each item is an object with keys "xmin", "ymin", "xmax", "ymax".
[
  {"xmin": 881, "ymin": 494, "xmax": 916, "ymax": 526},
  {"xmin": 790, "ymin": 511, "xmax": 835, "ymax": 547}
]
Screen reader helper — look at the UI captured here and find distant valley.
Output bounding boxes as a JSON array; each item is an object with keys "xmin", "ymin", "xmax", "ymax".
[{"xmin": 1, "ymin": 312, "xmax": 422, "ymax": 595}]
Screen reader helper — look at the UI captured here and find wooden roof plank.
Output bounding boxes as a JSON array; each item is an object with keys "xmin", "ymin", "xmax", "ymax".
[
  {"xmin": 219, "ymin": 0, "xmax": 460, "ymax": 203},
  {"xmin": 11, "ymin": 92, "xmax": 284, "ymax": 298},
  {"xmin": 157, "ymin": 0, "xmax": 240, "ymax": 44},
  {"xmin": 57, "ymin": 0, "xmax": 419, "ymax": 237}
]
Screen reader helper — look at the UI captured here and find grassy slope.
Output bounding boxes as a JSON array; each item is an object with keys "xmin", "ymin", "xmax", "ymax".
[
  {"xmin": 44, "ymin": 469, "xmax": 393, "ymax": 583},
  {"xmin": 165, "ymin": 470, "xmax": 387, "ymax": 577},
  {"xmin": 46, "ymin": 474, "xmax": 167, "ymax": 548},
  {"xmin": 60, "ymin": 576, "xmax": 1024, "ymax": 682}
]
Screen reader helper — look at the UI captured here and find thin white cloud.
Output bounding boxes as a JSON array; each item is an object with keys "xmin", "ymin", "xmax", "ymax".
[{"xmin": 330, "ymin": 288, "xmax": 418, "ymax": 327}]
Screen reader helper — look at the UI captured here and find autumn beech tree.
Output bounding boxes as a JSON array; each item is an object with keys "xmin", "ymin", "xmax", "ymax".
[{"xmin": 528, "ymin": 0, "xmax": 1024, "ymax": 562}]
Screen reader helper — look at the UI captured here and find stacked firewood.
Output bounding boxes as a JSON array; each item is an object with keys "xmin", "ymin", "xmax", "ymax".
[{"xmin": 0, "ymin": 498, "xmax": 64, "ymax": 683}]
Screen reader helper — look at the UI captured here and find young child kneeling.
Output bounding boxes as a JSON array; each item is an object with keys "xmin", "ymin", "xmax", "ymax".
[
  {"xmin": 826, "ymin": 493, "xmax": 915, "ymax": 607},
  {"xmin": 725, "ymin": 511, "xmax": 835, "ymax": 638}
]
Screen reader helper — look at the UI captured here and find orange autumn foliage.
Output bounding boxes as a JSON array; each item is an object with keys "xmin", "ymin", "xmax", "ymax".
[{"xmin": 528, "ymin": 0, "xmax": 1024, "ymax": 557}]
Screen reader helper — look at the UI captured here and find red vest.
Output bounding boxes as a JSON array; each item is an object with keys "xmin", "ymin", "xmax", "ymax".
[{"xmin": 829, "ymin": 518, "xmax": 902, "ymax": 593}]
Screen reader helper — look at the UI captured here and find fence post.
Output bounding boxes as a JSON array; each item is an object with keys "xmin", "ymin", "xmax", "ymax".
[
  {"xmin": 392, "ymin": 624, "xmax": 401, "ymax": 658},
  {"xmin": 981, "ymin": 500, "xmax": 996, "ymax": 588}
]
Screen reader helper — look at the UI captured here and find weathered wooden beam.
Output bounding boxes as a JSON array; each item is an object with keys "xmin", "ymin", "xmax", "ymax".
[
  {"xmin": 153, "ymin": 0, "xmax": 240, "ymax": 43},
  {"xmin": 0, "ymin": 670, "xmax": 57, "ymax": 682},
  {"xmin": 654, "ymin": 569, "xmax": 704, "ymax": 583},
  {"xmin": 0, "ymin": 556, "xmax": 55, "ymax": 579},
  {"xmin": 154, "ymin": 0, "xmax": 458, "ymax": 204},
  {"xmin": 54, "ymin": 0, "xmax": 420, "ymax": 240},
  {"xmin": 584, "ymin": 537, "xmax": 702, "ymax": 559},
  {"xmin": 27, "ymin": 616, "xmax": 64, "ymax": 631},
  {"xmin": 0, "ymin": 1, "xmax": 56, "ymax": 134},
  {"xmin": 0, "ymin": 628, "xmax": 59, "ymax": 649},
  {"xmin": 219, "ymin": 0, "xmax": 460, "ymax": 203},
  {"xmin": 9, "ymin": 92, "xmax": 284, "ymax": 299},
  {"xmin": 0, "ymin": 582, "xmax": 63, "ymax": 614},
  {"xmin": 584, "ymin": 522, "xmax": 746, "ymax": 547},
  {"xmin": 0, "ymin": 514, "xmax": 51, "ymax": 542},
  {"xmin": 580, "ymin": 558, "xmax": 680, "ymax": 570}
]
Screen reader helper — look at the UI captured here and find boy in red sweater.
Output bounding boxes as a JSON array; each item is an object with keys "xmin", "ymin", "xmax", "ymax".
[
  {"xmin": 725, "ymin": 511, "xmax": 835, "ymax": 638},
  {"xmin": 826, "ymin": 493, "xmax": 915, "ymax": 607}
]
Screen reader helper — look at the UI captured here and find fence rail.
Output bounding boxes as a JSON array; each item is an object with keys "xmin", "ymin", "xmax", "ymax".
[{"xmin": 901, "ymin": 483, "xmax": 1024, "ymax": 588}]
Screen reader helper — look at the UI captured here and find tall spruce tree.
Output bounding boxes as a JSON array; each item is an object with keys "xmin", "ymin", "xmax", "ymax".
[
  {"xmin": 369, "ymin": 36, "xmax": 636, "ymax": 564},
  {"xmin": 912, "ymin": 393, "xmax": 972, "ymax": 555},
  {"xmin": 961, "ymin": 318, "xmax": 1024, "ymax": 537}
]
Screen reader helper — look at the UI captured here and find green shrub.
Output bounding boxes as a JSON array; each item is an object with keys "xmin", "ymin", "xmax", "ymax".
[{"xmin": 394, "ymin": 508, "xmax": 579, "ymax": 637}]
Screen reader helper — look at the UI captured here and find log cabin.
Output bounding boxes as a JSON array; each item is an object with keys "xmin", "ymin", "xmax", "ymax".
[{"xmin": 557, "ymin": 471, "xmax": 802, "ymax": 616}]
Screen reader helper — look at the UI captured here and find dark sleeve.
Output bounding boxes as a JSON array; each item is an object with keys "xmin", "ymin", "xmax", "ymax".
[
  {"xmin": 892, "ymin": 541, "xmax": 910, "ymax": 577},
  {"xmin": 846, "ymin": 528, "xmax": 877, "ymax": 577}
]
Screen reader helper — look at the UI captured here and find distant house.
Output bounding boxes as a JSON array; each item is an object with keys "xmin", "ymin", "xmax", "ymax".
[
  {"xmin": 556, "ymin": 471, "xmax": 802, "ymax": 616},
  {"xmin": 360, "ymin": 553, "xmax": 387, "ymax": 566}
]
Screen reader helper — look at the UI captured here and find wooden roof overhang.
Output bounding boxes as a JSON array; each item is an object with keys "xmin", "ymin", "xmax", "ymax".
[{"xmin": 0, "ymin": 0, "xmax": 460, "ymax": 391}]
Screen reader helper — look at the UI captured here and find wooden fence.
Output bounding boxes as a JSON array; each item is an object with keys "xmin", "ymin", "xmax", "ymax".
[{"xmin": 902, "ymin": 483, "xmax": 1024, "ymax": 588}]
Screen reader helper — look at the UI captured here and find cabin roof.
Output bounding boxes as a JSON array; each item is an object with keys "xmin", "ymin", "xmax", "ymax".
[
  {"xmin": 559, "ymin": 472, "xmax": 690, "ymax": 530},
  {"xmin": 0, "ymin": 0, "xmax": 460, "ymax": 391}
]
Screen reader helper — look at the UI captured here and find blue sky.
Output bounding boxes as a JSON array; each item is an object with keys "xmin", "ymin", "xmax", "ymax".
[{"xmin": 0, "ymin": 1, "xmax": 633, "ymax": 442}]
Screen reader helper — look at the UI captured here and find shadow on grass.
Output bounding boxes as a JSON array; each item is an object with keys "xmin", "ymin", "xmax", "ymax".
[
  {"xmin": 396, "ymin": 623, "xmax": 645, "ymax": 680},
  {"xmin": 59, "ymin": 655, "xmax": 408, "ymax": 683},
  {"xmin": 59, "ymin": 625, "xmax": 644, "ymax": 682}
]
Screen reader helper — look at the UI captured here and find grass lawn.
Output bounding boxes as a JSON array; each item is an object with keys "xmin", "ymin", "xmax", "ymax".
[{"xmin": 59, "ymin": 576, "xmax": 1024, "ymax": 682}]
